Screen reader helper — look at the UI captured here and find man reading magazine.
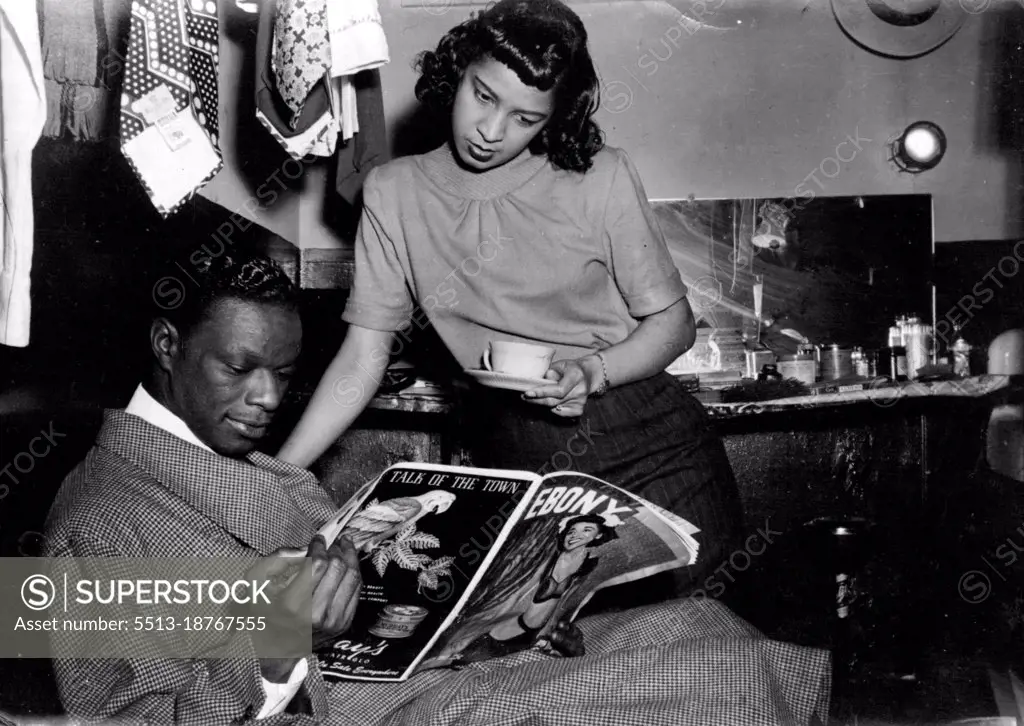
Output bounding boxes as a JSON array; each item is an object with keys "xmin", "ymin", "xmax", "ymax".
[{"xmin": 43, "ymin": 253, "xmax": 830, "ymax": 725}]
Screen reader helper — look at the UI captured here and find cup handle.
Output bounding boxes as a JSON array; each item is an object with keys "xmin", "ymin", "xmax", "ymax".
[{"xmin": 483, "ymin": 346, "xmax": 492, "ymax": 371}]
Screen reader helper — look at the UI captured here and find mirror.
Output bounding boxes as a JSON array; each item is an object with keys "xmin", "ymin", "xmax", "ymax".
[{"xmin": 652, "ymin": 195, "xmax": 934, "ymax": 355}]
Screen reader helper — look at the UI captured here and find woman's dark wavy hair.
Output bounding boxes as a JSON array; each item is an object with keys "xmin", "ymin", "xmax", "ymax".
[
  {"xmin": 414, "ymin": 0, "xmax": 604, "ymax": 172},
  {"xmin": 558, "ymin": 513, "xmax": 618, "ymax": 548}
]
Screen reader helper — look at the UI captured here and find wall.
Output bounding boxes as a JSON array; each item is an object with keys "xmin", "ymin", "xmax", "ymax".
[
  {"xmin": 201, "ymin": 0, "xmax": 1022, "ymax": 248},
  {"xmin": 199, "ymin": 2, "xmax": 348, "ymax": 250},
  {"xmin": 382, "ymin": 0, "xmax": 1022, "ymax": 243}
]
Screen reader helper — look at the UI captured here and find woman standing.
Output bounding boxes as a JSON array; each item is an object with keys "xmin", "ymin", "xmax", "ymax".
[{"xmin": 278, "ymin": 0, "xmax": 744, "ymax": 594}]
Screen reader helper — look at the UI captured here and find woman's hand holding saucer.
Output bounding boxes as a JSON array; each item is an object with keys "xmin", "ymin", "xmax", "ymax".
[{"xmin": 522, "ymin": 357, "xmax": 602, "ymax": 417}]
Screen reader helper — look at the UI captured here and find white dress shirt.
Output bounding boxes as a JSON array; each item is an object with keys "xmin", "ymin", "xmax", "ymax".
[{"xmin": 124, "ymin": 384, "xmax": 309, "ymax": 718}]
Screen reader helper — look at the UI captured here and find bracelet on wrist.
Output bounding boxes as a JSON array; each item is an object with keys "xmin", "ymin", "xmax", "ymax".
[{"xmin": 591, "ymin": 351, "xmax": 610, "ymax": 397}]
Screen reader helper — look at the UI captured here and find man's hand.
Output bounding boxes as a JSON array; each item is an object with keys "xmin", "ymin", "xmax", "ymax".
[
  {"xmin": 250, "ymin": 536, "xmax": 362, "ymax": 682},
  {"xmin": 307, "ymin": 536, "xmax": 361, "ymax": 649},
  {"xmin": 522, "ymin": 356, "xmax": 603, "ymax": 418}
]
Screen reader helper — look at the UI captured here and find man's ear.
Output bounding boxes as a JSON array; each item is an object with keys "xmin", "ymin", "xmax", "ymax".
[{"xmin": 151, "ymin": 317, "xmax": 183, "ymax": 374}]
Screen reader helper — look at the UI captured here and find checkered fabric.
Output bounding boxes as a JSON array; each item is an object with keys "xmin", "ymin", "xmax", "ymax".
[
  {"xmin": 323, "ymin": 597, "xmax": 831, "ymax": 726},
  {"xmin": 44, "ymin": 410, "xmax": 337, "ymax": 725},
  {"xmin": 45, "ymin": 410, "xmax": 831, "ymax": 725}
]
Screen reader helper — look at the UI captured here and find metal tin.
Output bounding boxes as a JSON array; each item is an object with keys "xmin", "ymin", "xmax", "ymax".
[
  {"xmin": 798, "ymin": 344, "xmax": 822, "ymax": 381},
  {"xmin": 776, "ymin": 353, "xmax": 817, "ymax": 386},
  {"xmin": 821, "ymin": 344, "xmax": 854, "ymax": 381},
  {"xmin": 904, "ymin": 322, "xmax": 932, "ymax": 380},
  {"xmin": 368, "ymin": 604, "xmax": 430, "ymax": 639}
]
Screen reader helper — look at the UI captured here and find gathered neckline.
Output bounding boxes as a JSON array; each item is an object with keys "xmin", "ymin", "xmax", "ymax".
[{"xmin": 418, "ymin": 141, "xmax": 550, "ymax": 200}]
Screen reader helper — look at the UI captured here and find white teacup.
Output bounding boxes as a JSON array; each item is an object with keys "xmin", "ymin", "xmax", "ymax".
[{"xmin": 483, "ymin": 341, "xmax": 555, "ymax": 379}]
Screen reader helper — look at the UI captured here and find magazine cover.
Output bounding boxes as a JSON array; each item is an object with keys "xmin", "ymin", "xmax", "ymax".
[
  {"xmin": 416, "ymin": 472, "xmax": 699, "ymax": 670},
  {"xmin": 315, "ymin": 464, "xmax": 537, "ymax": 681}
]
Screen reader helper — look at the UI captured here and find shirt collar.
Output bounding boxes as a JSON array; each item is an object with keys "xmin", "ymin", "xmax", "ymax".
[{"xmin": 125, "ymin": 384, "xmax": 214, "ymax": 453}]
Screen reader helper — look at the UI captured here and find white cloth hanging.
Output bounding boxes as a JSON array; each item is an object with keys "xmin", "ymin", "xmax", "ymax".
[
  {"xmin": 0, "ymin": 0, "xmax": 47, "ymax": 347},
  {"xmin": 326, "ymin": 0, "xmax": 389, "ymax": 142},
  {"xmin": 326, "ymin": 0, "xmax": 389, "ymax": 78},
  {"xmin": 339, "ymin": 76, "xmax": 358, "ymax": 142}
]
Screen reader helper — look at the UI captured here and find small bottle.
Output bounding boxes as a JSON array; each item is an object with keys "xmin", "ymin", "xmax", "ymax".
[
  {"xmin": 952, "ymin": 338, "xmax": 972, "ymax": 378},
  {"xmin": 852, "ymin": 347, "xmax": 869, "ymax": 378},
  {"xmin": 759, "ymin": 363, "xmax": 783, "ymax": 383},
  {"xmin": 863, "ymin": 349, "xmax": 878, "ymax": 378},
  {"xmin": 882, "ymin": 345, "xmax": 908, "ymax": 382},
  {"xmin": 894, "ymin": 346, "xmax": 909, "ymax": 381},
  {"xmin": 895, "ymin": 316, "xmax": 909, "ymax": 344}
]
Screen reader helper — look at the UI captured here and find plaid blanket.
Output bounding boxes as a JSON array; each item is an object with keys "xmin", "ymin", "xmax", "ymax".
[{"xmin": 325, "ymin": 598, "xmax": 831, "ymax": 726}]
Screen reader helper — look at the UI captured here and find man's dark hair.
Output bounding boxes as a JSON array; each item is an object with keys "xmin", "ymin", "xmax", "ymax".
[{"xmin": 159, "ymin": 253, "xmax": 299, "ymax": 340}]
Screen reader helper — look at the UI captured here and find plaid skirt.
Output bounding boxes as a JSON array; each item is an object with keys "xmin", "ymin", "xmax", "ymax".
[{"xmin": 456, "ymin": 372, "xmax": 745, "ymax": 598}]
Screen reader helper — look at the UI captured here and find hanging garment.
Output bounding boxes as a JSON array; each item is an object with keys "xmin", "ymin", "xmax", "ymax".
[
  {"xmin": 0, "ymin": 0, "xmax": 47, "ymax": 347},
  {"xmin": 339, "ymin": 75, "xmax": 357, "ymax": 142},
  {"xmin": 326, "ymin": 0, "xmax": 389, "ymax": 78},
  {"xmin": 327, "ymin": 0, "xmax": 389, "ymax": 141},
  {"xmin": 272, "ymin": 0, "xmax": 331, "ymax": 126},
  {"xmin": 119, "ymin": 0, "xmax": 222, "ymax": 217},
  {"xmin": 335, "ymin": 69, "xmax": 389, "ymax": 207},
  {"xmin": 40, "ymin": 0, "xmax": 131, "ymax": 141},
  {"xmin": 255, "ymin": 0, "xmax": 338, "ymax": 160}
]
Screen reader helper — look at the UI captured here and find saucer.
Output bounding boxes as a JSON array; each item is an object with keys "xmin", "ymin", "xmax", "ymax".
[{"xmin": 465, "ymin": 369, "xmax": 550, "ymax": 393}]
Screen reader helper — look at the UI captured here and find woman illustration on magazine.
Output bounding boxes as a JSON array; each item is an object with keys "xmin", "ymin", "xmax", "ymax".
[{"xmin": 448, "ymin": 514, "xmax": 619, "ymax": 664}]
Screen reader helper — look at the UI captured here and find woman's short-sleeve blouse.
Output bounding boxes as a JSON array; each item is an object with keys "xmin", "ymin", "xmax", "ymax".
[{"xmin": 342, "ymin": 143, "xmax": 688, "ymax": 370}]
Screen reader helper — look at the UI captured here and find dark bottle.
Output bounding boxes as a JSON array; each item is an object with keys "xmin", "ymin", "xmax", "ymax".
[
  {"xmin": 758, "ymin": 364, "xmax": 783, "ymax": 383},
  {"xmin": 882, "ymin": 345, "xmax": 908, "ymax": 382}
]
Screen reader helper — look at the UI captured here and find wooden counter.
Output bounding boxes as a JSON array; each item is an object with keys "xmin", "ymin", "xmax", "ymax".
[{"xmin": 358, "ymin": 374, "xmax": 1018, "ymax": 419}]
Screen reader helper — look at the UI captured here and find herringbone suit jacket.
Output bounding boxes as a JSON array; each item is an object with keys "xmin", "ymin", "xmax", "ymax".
[{"xmin": 44, "ymin": 410, "xmax": 338, "ymax": 725}]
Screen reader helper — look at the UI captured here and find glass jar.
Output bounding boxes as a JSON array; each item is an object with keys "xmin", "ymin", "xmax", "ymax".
[{"xmin": 777, "ymin": 353, "xmax": 817, "ymax": 386}]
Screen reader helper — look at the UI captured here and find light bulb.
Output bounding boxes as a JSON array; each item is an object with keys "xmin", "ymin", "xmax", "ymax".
[
  {"xmin": 891, "ymin": 121, "xmax": 946, "ymax": 173},
  {"xmin": 904, "ymin": 127, "xmax": 940, "ymax": 163}
]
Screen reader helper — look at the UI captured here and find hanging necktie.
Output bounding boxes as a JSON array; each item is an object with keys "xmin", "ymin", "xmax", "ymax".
[
  {"xmin": 119, "ymin": 0, "xmax": 222, "ymax": 217},
  {"xmin": 272, "ymin": 0, "xmax": 331, "ymax": 128}
]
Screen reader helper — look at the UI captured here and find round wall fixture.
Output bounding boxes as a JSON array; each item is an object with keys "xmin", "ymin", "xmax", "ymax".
[
  {"xmin": 832, "ymin": 0, "xmax": 966, "ymax": 59},
  {"xmin": 890, "ymin": 121, "xmax": 947, "ymax": 173}
]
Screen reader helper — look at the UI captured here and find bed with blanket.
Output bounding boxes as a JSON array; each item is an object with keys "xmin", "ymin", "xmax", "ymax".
[{"xmin": 324, "ymin": 597, "xmax": 831, "ymax": 726}]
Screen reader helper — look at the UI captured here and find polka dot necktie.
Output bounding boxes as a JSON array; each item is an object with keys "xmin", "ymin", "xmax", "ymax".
[{"xmin": 119, "ymin": 0, "xmax": 222, "ymax": 216}]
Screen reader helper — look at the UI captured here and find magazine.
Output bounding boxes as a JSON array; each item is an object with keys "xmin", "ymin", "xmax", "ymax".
[{"xmin": 312, "ymin": 463, "xmax": 701, "ymax": 682}]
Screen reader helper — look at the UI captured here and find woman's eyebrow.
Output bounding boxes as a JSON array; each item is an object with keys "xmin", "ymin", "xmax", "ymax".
[
  {"xmin": 474, "ymin": 76, "xmax": 549, "ymax": 118},
  {"xmin": 473, "ymin": 75, "xmax": 495, "ymax": 96}
]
